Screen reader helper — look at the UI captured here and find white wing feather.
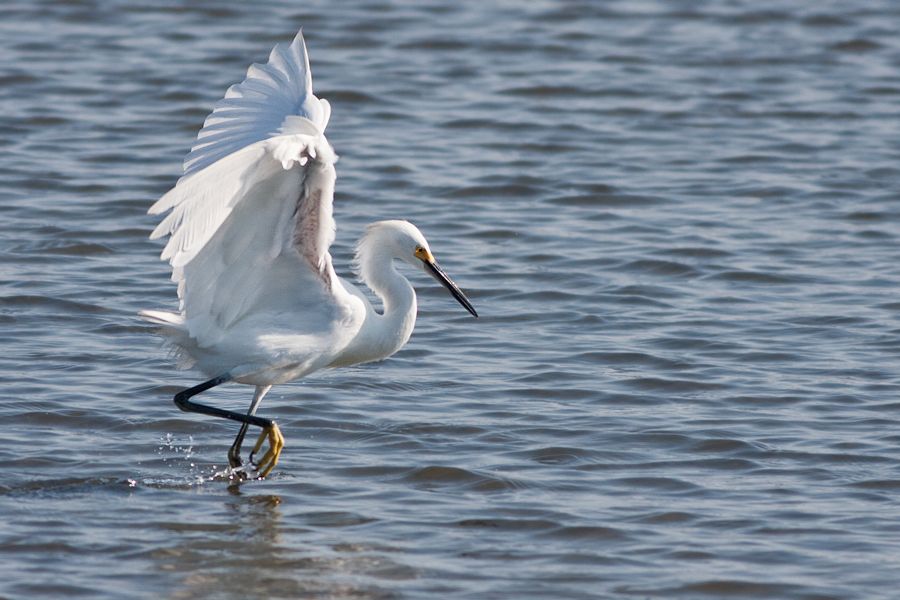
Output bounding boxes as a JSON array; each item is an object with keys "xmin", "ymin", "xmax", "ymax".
[
  {"xmin": 147, "ymin": 32, "xmax": 352, "ymax": 351},
  {"xmin": 182, "ymin": 30, "xmax": 330, "ymax": 178}
]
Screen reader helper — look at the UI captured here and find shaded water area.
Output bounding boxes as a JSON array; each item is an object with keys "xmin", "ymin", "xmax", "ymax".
[{"xmin": 2, "ymin": 0, "xmax": 900, "ymax": 598}]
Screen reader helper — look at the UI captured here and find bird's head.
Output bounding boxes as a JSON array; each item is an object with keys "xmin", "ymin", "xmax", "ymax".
[{"xmin": 358, "ymin": 220, "xmax": 478, "ymax": 317}]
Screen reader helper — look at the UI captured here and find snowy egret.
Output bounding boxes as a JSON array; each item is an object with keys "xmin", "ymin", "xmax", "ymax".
[{"xmin": 141, "ymin": 31, "xmax": 477, "ymax": 479}]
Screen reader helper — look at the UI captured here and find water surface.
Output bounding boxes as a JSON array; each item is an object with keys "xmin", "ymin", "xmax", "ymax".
[{"xmin": 2, "ymin": 1, "xmax": 900, "ymax": 598}]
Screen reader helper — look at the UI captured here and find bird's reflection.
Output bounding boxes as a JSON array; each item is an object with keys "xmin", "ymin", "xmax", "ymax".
[
  {"xmin": 162, "ymin": 490, "xmax": 290, "ymax": 600},
  {"xmin": 159, "ymin": 486, "xmax": 398, "ymax": 600}
]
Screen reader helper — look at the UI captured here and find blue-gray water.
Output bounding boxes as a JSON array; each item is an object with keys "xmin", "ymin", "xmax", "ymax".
[{"xmin": 2, "ymin": 1, "xmax": 900, "ymax": 598}]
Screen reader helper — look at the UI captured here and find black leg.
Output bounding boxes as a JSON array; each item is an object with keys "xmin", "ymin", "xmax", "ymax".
[
  {"xmin": 173, "ymin": 375, "xmax": 272, "ymax": 430},
  {"xmin": 174, "ymin": 377, "xmax": 282, "ymax": 478},
  {"xmin": 227, "ymin": 385, "xmax": 272, "ymax": 468},
  {"xmin": 228, "ymin": 423, "xmax": 251, "ymax": 468}
]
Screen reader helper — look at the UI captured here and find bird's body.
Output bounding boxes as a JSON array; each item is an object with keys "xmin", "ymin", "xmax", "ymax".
[
  {"xmin": 142, "ymin": 31, "xmax": 476, "ymax": 478},
  {"xmin": 142, "ymin": 220, "xmax": 417, "ymax": 387}
]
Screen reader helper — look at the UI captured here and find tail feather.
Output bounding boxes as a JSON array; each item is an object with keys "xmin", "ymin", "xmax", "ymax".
[{"xmin": 139, "ymin": 309, "xmax": 195, "ymax": 369}]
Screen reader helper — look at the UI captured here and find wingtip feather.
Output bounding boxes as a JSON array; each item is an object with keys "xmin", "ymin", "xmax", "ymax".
[{"xmin": 291, "ymin": 29, "xmax": 314, "ymax": 94}]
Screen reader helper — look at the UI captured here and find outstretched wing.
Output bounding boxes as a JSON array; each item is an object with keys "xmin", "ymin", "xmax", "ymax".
[
  {"xmin": 148, "ymin": 32, "xmax": 350, "ymax": 348},
  {"xmin": 182, "ymin": 30, "xmax": 331, "ymax": 178}
]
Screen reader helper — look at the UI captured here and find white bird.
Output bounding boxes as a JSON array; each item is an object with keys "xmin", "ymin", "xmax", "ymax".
[{"xmin": 141, "ymin": 31, "xmax": 477, "ymax": 479}]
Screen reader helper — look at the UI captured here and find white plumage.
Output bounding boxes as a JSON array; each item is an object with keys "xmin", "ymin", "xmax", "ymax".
[{"xmin": 141, "ymin": 31, "xmax": 477, "ymax": 478}]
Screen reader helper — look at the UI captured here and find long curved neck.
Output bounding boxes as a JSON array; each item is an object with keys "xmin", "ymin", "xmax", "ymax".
[{"xmin": 359, "ymin": 248, "xmax": 417, "ymax": 358}]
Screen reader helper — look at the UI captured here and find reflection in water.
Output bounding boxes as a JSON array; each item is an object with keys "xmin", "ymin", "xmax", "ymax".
[
  {"xmin": 163, "ymin": 492, "xmax": 287, "ymax": 600},
  {"xmin": 160, "ymin": 490, "xmax": 400, "ymax": 599}
]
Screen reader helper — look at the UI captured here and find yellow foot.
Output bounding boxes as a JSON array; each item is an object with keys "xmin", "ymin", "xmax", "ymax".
[{"xmin": 250, "ymin": 422, "xmax": 284, "ymax": 478}]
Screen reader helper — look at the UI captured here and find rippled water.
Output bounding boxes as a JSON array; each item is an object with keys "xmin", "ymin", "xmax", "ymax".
[{"xmin": 2, "ymin": 1, "xmax": 900, "ymax": 598}]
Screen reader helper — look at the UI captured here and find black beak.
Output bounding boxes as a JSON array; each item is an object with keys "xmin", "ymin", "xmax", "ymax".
[{"xmin": 424, "ymin": 260, "xmax": 478, "ymax": 318}]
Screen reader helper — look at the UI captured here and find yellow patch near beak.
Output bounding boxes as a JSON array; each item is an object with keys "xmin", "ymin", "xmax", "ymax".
[{"xmin": 415, "ymin": 247, "xmax": 434, "ymax": 263}]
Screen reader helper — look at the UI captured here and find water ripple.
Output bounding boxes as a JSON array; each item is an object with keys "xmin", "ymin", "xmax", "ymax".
[{"xmin": 2, "ymin": 1, "xmax": 900, "ymax": 599}]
